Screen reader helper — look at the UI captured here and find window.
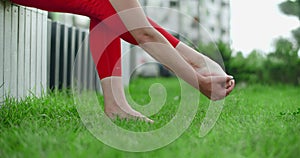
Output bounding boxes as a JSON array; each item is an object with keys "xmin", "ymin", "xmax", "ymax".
[
  {"xmin": 170, "ymin": 1, "xmax": 179, "ymax": 7},
  {"xmin": 221, "ymin": 28, "xmax": 227, "ymax": 35},
  {"xmin": 221, "ymin": 1, "xmax": 228, "ymax": 7},
  {"xmin": 210, "ymin": 26, "xmax": 215, "ymax": 33},
  {"xmin": 206, "ymin": 10, "xmax": 210, "ymax": 16},
  {"xmin": 217, "ymin": 13, "xmax": 222, "ymax": 21}
]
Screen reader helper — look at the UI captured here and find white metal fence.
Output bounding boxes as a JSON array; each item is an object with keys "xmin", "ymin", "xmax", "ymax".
[
  {"xmin": 0, "ymin": 1, "xmax": 48, "ymax": 102},
  {"xmin": 0, "ymin": 1, "xmax": 133, "ymax": 103},
  {"xmin": 0, "ymin": 1, "xmax": 98, "ymax": 102}
]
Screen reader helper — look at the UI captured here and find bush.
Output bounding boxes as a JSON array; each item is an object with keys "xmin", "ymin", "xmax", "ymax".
[{"xmin": 196, "ymin": 38, "xmax": 300, "ymax": 85}]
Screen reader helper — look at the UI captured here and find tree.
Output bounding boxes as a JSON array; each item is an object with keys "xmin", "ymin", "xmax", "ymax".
[
  {"xmin": 196, "ymin": 41, "xmax": 232, "ymax": 72},
  {"xmin": 266, "ymin": 38, "xmax": 299, "ymax": 84},
  {"xmin": 229, "ymin": 51, "xmax": 246, "ymax": 82},
  {"xmin": 292, "ymin": 28, "xmax": 300, "ymax": 46},
  {"xmin": 279, "ymin": 0, "xmax": 300, "ymax": 46}
]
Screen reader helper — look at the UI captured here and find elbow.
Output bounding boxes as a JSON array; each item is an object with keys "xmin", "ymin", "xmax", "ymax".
[{"xmin": 130, "ymin": 28, "xmax": 159, "ymax": 45}]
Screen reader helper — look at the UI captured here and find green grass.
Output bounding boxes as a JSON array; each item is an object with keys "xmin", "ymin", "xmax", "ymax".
[{"xmin": 0, "ymin": 78, "xmax": 299, "ymax": 158}]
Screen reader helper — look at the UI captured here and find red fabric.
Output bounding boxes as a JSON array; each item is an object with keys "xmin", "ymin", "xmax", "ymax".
[
  {"xmin": 12, "ymin": 0, "xmax": 180, "ymax": 79},
  {"xmin": 90, "ymin": 19, "xmax": 122, "ymax": 79}
]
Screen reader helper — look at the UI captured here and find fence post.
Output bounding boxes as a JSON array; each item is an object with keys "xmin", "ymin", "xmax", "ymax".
[
  {"xmin": 0, "ymin": 1, "xmax": 4, "ymax": 102},
  {"xmin": 17, "ymin": 6, "xmax": 25, "ymax": 99},
  {"xmin": 10, "ymin": 5, "xmax": 18, "ymax": 98},
  {"xmin": 50, "ymin": 22, "xmax": 61, "ymax": 89},
  {"xmin": 47, "ymin": 19, "xmax": 52, "ymax": 90},
  {"xmin": 24, "ymin": 6, "xmax": 31, "ymax": 98},
  {"xmin": 3, "ymin": 1, "xmax": 12, "ymax": 98},
  {"xmin": 36, "ymin": 9, "xmax": 43, "ymax": 97},
  {"xmin": 61, "ymin": 24, "xmax": 69, "ymax": 89},
  {"xmin": 82, "ymin": 31, "xmax": 89, "ymax": 90},
  {"xmin": 30, "ymin": 8, "xmax": 37, "ymax": 95},
  {"xmin": 68, "ymin": 26, "xmax": 76, "ymax": 88},
  {"xmin": 76, "ymin": 29, "xmax": 83, "ymax": 90},
  {"xmin": 41, "ymin": 11, "xmax": 48, "ymax": 95}
]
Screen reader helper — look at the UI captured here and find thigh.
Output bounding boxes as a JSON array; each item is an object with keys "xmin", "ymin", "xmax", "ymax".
[{"xmin": 11, "ymin": 0, "xmax": 116, "ymax": 20}]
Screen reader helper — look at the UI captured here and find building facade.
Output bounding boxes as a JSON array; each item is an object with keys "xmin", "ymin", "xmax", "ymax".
[{"xmin": 139, "ymin": 0, "xmax": 231, "ymax": 45}]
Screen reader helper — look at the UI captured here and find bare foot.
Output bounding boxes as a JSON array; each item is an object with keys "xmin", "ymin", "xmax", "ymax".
[
  {"xmin": 104, "ymin": 103, "xmax": 154, "ymax": 123},
  {"xmin": 101, "ymin": 77, "xmax": 154, "ymax": 123}
]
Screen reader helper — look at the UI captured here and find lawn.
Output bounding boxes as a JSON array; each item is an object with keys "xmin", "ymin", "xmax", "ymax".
[{"xmin": 0, "ymin": 78, "xmax": 299, "ymax": 158}]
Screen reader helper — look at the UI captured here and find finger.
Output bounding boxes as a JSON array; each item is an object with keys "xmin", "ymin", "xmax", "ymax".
[
  {"xmin": 140, "ymin": 117, "xmax": 154, "ymax": 124},
  {"xmin": 225, "ymin": 77, "xmax": 234, "ymax": 88},
  {"xmin": 199, "ymin": 75, "xmax": 229, "ymax": 83},
  {"xmin": 211, "ymin": 76, "xmax": 228, "ymax": 83},
  {"xmin": 224, "ymin": 75, "xmax": 234, "ymax": 88},
  {"xmin": 211, "ymin": 76, "xmax": 230, "ymax": 89},
  {"xmin": 146, "ymin": 118, "xmax": 154, "ymax": 124},
  {"xmin": 226, "ymin": 79, "xmax": 235, "ymax": 96},
  {"xmin": 227, "ymin": 75, "xmax": 234, "ymax": 81},
  {"xmin": 225, "ymin": 81, "xmax": 231, "ymax": 89}
]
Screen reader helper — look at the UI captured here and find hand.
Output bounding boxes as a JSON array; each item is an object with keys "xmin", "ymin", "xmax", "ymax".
[
  {"xmin": 197, "ymin": 74, "xmax": 235, "ymax": 101},
  {"xmin": 189, "ymin": 55, "xmax": 235, "ymax": 100},
  {"xmin": 192, "ymin": 55, "xmax": 227, "ymax": 77}
]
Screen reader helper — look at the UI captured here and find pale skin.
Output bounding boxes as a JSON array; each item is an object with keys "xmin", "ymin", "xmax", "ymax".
[{"xmin": 102, "ymin": 0, "xmax": 235, "ymax": 122}]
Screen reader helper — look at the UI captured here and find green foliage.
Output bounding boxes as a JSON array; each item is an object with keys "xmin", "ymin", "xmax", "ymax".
[
  {"xmin": 279, "ymin": 0, "xmax": 300, "ymax": 47},
  {"xmin": 280, "ymin": 108, "xmax": 300, "ymax": 116},
  {"xmin": 279, "ymin": 0, "xmax": 300, "ymax": 17},
  {"xmin": 196, "ymin": 41, "xmax": 232, "ymax": 71},
  {"xmin": 265, "ymin": 38, "xmax": 300, "ymax": 84},
  {"xmin": 197, "ymin": 38, "xmax": 300, "ymax": 85},
  {"xmin": 292, "ymin": 27, "xmax": 300, "ymax": 46}
]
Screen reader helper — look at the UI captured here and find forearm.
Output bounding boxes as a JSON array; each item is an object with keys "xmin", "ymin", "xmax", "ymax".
[
  {"xmin": 139, "ymin": 38, "xmax": 199, "ymax": 90},
  {"xmin": 175, "ymin": 42, "xmax": 226, "ymax": 76}
]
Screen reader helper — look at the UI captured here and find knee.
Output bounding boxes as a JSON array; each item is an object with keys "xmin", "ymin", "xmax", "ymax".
[{"xmin": 130, "ymin": 28, "xmax": 159, "ymax": 45}]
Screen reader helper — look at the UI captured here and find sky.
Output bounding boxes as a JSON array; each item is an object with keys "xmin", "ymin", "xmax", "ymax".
[{"xmin": 230, "ymin": 0, "xmax": 299, "ymax": 55}]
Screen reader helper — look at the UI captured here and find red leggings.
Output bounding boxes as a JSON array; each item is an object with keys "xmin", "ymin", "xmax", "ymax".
[{"xmin": 11, "ymin": 0, "xmax": 180, "ymax": 79}]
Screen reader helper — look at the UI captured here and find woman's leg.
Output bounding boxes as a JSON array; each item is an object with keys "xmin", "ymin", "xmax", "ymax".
[
  {"xmin": 90, "ymin": 19, "xmax": 153, "ymax": 122},
  {"xmin": 90, "ymin": 19, "xmax": 122, "ymax": 79},
  {"xmin": 11, "ymin": 0, "xmax": 153, "ymax": 120}
]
